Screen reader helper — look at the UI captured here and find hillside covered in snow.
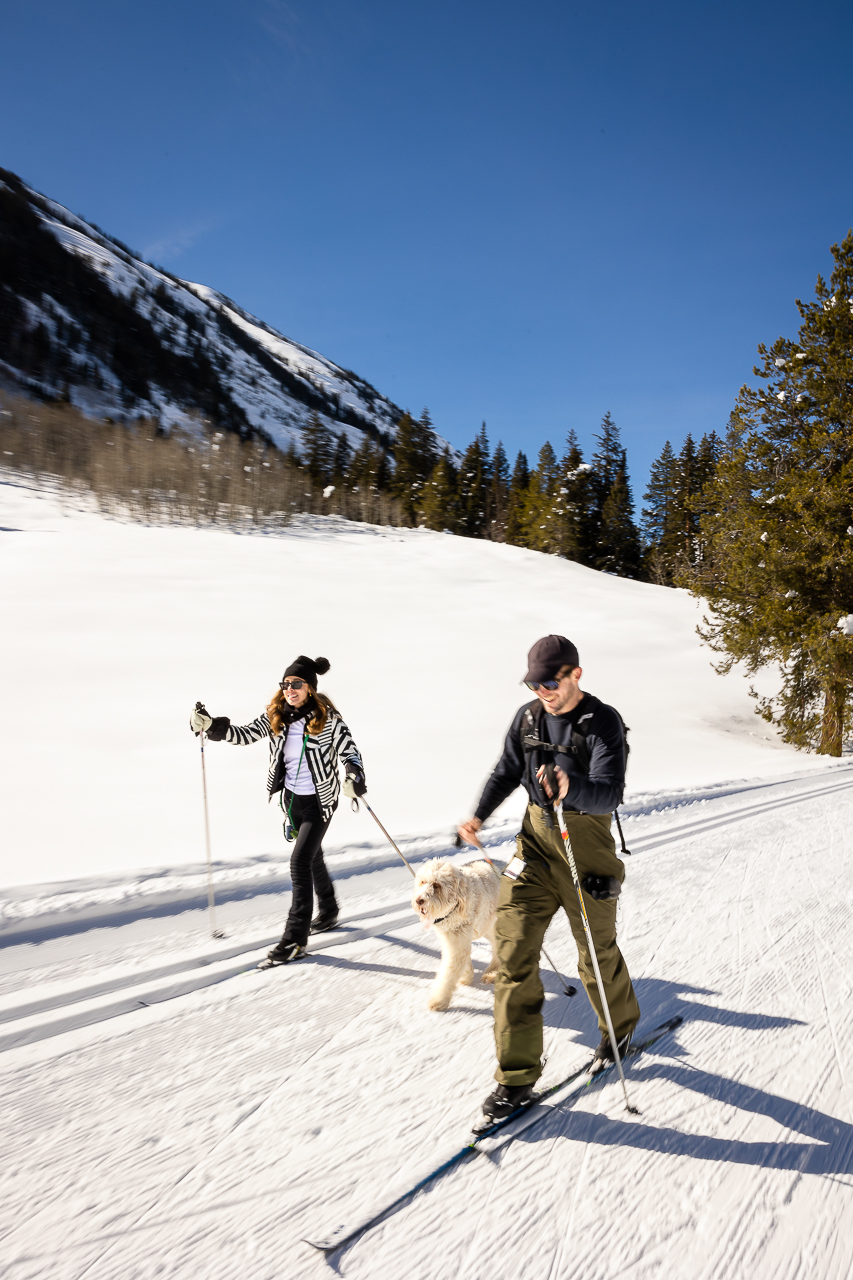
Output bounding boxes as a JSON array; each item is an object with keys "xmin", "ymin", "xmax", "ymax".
[
  {"xmin": 0, "ymin": 168, "xmax": 421, "ymax": 454},
  {"xmin": 2, "ymin": 481, "xmax": 853, "ymax": 1280},
  {"xmin": 0, "ymin": 476, "xmax": 840, "ymax": 897}
]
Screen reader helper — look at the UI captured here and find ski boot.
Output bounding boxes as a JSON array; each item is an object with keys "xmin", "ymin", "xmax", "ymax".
[
  {"xmin": 473, "ymin": 1082, "xmax": 534, "ymax": 1133},
  {"xmin": 257, "ymin": 943, "xmax": 305, "ymax": 970},
  {"xmin": 591, "ymin": 1028, "xmax": 633, "ymax": 1073},
  {"xmin": 309, "ymin": 908, "xmax": 340, "ymax": 934}
]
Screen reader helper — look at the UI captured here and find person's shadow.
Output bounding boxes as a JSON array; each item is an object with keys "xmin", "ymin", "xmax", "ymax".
[{"xmin": 532, "ymin": 973, "xmax": 852, "ymax": 1177}]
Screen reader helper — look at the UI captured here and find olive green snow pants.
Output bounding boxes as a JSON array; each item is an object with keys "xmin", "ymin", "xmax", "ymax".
[{"xmin": 493, "ymin": 804, "xmax": 640, "ymax": 1086}]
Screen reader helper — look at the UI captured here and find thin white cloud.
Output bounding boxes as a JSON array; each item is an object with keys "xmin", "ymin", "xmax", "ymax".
[
  {"xmin": 255, "ymin": 0, "xmax": 305, "ymax": 53},
  {"xmin": 142, "ymin": 219, "xmax": 219, "ymax": 264}
]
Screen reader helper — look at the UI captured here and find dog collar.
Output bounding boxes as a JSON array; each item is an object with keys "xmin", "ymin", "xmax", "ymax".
[{"xmin": 432, "ymin": 899, "xmax": 460, "ymax": 925}]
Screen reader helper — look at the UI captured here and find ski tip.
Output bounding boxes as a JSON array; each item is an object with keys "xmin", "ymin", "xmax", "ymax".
[{"xmin": 303, "ymin": 1232, "xmax": 345, "ymax": 1253}]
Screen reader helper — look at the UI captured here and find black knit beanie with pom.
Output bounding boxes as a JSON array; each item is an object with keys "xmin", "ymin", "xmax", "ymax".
[{"xmin": 282, "ymin": 655, "xmax": 330, "ymax": 688}]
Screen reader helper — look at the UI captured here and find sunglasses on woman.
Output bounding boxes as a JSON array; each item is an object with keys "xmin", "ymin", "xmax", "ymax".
[
  {"xmin": 280, "ymin": 678, "xmax": 307, "ymax": 691},
  {"xmin": 524, "ymin": 678, "xmax": 562, "ymax": 691}
]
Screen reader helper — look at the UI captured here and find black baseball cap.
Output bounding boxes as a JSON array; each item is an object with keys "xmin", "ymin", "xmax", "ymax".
[{"xmin": 523, "ymin": 635, "xmax": 580, "ymax": 684}]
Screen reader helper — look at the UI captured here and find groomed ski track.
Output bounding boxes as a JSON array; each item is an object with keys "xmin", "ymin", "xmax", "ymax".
[{"xmin": 2, "ymin": 765, "xmax": 853, "ymax": 1279}]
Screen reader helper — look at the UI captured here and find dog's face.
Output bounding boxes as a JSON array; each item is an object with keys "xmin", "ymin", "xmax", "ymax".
[{"xmin": 412, "ymin": 859, "xmax": 459, "ymax": 925}]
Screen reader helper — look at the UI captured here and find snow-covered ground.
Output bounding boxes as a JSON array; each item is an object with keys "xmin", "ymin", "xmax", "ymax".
[
  {"xmin": 1, "ymin": 477, "xmax": 837, "ymax": 893},
  {"xmin": 2, "ymin": 479, "xmax": 853, "ymax": 1278}
]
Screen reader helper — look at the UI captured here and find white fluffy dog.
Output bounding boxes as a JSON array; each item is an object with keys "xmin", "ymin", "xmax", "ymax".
[{"xmin": 412, "ymin": 858, "xmax": 501, "ymax": 1011}]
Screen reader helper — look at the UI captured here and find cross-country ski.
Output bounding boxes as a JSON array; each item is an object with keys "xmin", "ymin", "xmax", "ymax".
[{"xmin": 305, "ymin": 1016, "xmax": 684, "ymax": 1254}]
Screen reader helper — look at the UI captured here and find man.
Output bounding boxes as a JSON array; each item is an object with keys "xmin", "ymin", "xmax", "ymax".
[{"xmin": 458, "ymin": 634, "xmax": 640, "ymax": 1122}]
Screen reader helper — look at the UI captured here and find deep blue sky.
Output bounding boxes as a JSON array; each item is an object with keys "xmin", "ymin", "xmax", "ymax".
[{"xmin": 2, "ymin": 0, "xmax": 853, "ymax": 491}]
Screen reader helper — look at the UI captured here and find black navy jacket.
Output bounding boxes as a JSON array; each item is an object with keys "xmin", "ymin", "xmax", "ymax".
[{"xmin": 474, "ymin": 692, "xmax": 626, "ymax": 821}]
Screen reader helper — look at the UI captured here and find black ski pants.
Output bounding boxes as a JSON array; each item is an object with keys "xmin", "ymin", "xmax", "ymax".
[{"xmin": 279, "ymin": 791, "xmax": 336, "ymax": 948}]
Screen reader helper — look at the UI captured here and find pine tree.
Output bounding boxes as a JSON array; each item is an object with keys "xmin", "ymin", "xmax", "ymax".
[
  {"xmin": 489, "ymin": 440, "xmax": 510, "ymax": 541},
  {"xmin": 523, "ymin": 441, "xmax": 562, "ymax": 553},
  {"xmin": 598, "ymin": 453, "xmax": 643, "ymax": 577},
  {"xmin": 301, "ymin": 413, "xmax": 335, "ymax": 485},
  {"xmin": 642, "ymin": 440, "xmax": 680, "ymax": 584},
  {"xmin": 457, "ymin": 423, "xmax": 491, "ymax": 538},
  {"xmin": 589, "ymin": 411, "xmax": 623, "ymax": 531},
  {"xmin": 588, "ymin": 414, "xmax": 641, "ymax": 573},
  {"xmin": 350, "ymin": 437, "xmax": 392, "ymax": 495},
  {"xmin": 643, "ymin": 432, "xmax": 724, "ymax": 584},
  {"xmin": 505, "ymin": 450, "xmax": 530, "ymax": 546},
  {"xmin": 420, "ymin": 449, "xmax": 459, "ymax": 532},
  {"xmin": 672, "ymin": 434, "xmax": 698, "ymax": 565},
  {"xmin": 685, "ymin": 231, "xmax": 853, "ymax": 755},
  {"xmin": 391, "ymin": 408, "xmax": 438, "ymax": 524},
  {"xmin": 331, "ymin": 431, "xmax": 352, "ymax": 486},
  {"xmin": 559, "ymin": 430, "xmax": 594, "ymax": 564},
  {"xmin": 689, "ymin": 431, "xmax": 723, "ymax": 571}
]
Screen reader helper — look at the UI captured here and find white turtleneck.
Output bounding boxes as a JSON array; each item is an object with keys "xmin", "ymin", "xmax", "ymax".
[{"xmin": 284, "ymin": 718, "xmax": 315, "ymax": 793}]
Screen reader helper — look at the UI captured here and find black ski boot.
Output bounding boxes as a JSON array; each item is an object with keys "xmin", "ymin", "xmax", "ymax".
[
  {"xmin": 474, "ymin": 1082, "xmax": 535, "ymax": 1132},
  {"xmin": 591, "ymin": 1028, "xmax": 633, "ymax": 1073},
  {"xmin": 257, "ymin": 943, "xmax": 305, "ymax": 970},
  {"xmin": 309, "ymin": 908, "xmax": 339, "ymax": 934}
]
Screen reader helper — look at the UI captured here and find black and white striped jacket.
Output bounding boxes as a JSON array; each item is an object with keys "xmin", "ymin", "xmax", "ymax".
[{"xmin": 225, "ymin": 710, "xmax": 363, "ymax": 823}]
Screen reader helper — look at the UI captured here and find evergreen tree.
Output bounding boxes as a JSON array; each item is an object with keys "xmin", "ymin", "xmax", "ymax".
[
  {"xmin": 589, "ymin": 411, "xmax": 624, "ymax": 528},
  {"xmin": 331, "ymin": 431, "xmax": 352, "ymax": 487},
  {"xmin": 301, "ymin": 413, "xmax": 335, "ymax": 485},
  {"xmin": 685, "ymin": 230, "xmax": 853, "ymax": 755},
  {"xmin": 350, "ymin": 437, "xmax": 392, "ymax": 494},
  {"xmin": 505, "ymin": 450, "xmax": 530, "ymax": 546},
  {"xmin": 420, "ymin": 449, "xmax": 459, "ymax": 532},
  {"xmin": 559, "ymin": 429, "xmax": 594, "ymax": 564},
  {"xmin": 523, "ymin": 441, "xmax": 562, "ymax": 553},
  {"xmin": 391, "ymin": 408, "xmax": 438, "ymax": 524},
  {"xmin": 642, "ymin": 440, "xmax": 680, "ymax": 584},
  {"xmin": 643, "ymin": 432, "xmax": 724, "ymax": 584},
  {"xmin": 457, "ymin": 423, "xmax": 491, "ymax": 538},
  {"xmin": 598, "ymin": 453, "xmax": 643, "ymax": 577},
  {"xmin": 673, "ymin": 434, "xmax": 699, "ymax": 565},
  {"xmin": 374, "ymin": 445, "xmax": 392, "ymax": 492},
  {"xmin": 489, "ymin": 440, "xmax": 510, "ymax": 541},
  {"xmin": 588, "ymin": 413, "xmax": 641, "ymax": 573}
]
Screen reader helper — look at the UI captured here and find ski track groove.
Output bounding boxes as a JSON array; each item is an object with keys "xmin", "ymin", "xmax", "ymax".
[
  {"xmin": 68, "ymin": 972, "xmax": 410, "ymax": 1280},
  {"xmin": 810, "ymin": 933, "xmax": 853, "ymax": 1126},
  {"xmin": 4, "ymin": 772, "xmax": 853, "ymax": 1278}
]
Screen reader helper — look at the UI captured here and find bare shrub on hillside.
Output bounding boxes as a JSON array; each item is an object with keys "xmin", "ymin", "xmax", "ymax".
[{"xmin": 0, "ymin": 395, "xmax": 406, "ymax": 530}]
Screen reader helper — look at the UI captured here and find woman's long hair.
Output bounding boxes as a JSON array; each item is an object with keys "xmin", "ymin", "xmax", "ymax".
[{"xmin": 266, "ymin": 687, "xmax": 338, "ymax": 737}]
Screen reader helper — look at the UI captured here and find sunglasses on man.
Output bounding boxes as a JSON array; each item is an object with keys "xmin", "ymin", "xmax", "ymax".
[
  {"xmin": 524, "ymin": 678, "xmax": 562, "ymax": 691},
  {"xmin": 280, "ymin": 678, "xmax": 307, "ymax": 691}
]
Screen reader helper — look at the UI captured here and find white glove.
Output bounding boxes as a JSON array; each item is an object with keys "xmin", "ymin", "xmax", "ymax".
[
  {"xmin": 190, "ymin": 707, "xmax": 213, "ymax": 734},
  {"xmin": 343, "ymin": 774, "xmax": 366, "ymax": 800}
]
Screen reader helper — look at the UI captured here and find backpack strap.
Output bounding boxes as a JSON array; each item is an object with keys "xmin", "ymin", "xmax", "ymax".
[{"xmin": 521, "ymin": 695, "xmax": 632, "ymax": 856}]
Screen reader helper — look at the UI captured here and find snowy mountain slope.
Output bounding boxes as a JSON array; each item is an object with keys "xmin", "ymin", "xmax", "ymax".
[
  {"xmin": 0, "ymin": 167, "xmax": 431, "ymax": 454},
  {"xmin": 1, "ymin": 764, "xmax": 852, "ymax": 1279},
  {"xmin": 0, "ymin": 477, "xmax": 841, "ymax": 891}
]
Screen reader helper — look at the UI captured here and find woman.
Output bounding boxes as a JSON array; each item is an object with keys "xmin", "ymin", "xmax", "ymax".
[{"xmin": 190, "ymin": 655, "xmax": 366, "ymax": 967}]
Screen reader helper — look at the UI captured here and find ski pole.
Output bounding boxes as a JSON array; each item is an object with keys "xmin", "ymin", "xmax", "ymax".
[
  {"xmin": 551, "ymin": 798, "xmax": 638, "ymax": 1114},
  {"xmin": 196, "ymin": 702, "xmax": 224, "ymax": 940},
  {"xmin": 468, "ymin": 832, "xmax": 577, "ymax": 998},
  {"xmin": 359, "ymin": 797, "xmax": 417, "ymax": 876}
]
